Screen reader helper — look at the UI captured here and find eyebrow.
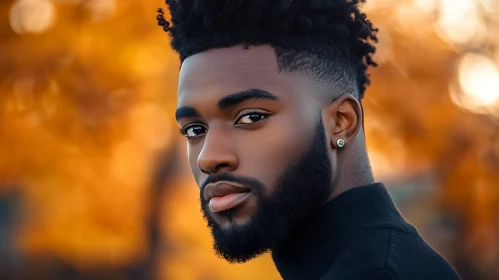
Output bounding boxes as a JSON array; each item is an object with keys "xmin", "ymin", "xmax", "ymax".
[
  {"xmin": 217, "ymin": 89, "xmax": 278, "ymax": 110},
  {"xmin": 175, "ymin": 106, "xmax": 201, "ymax": 121},
  {"xmin": 175, "ymin": 89, "xmax": 278, "ymax": 121}
]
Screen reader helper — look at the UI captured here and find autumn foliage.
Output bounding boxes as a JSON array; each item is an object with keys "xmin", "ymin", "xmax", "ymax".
[{"xmin": 0, "ymin": 0, "xmax": 498, "ymax": 279}]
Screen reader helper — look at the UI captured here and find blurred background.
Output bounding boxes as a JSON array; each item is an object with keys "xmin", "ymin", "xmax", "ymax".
[{"xmin": 1, "ymin": 0, "xmax": 498, "ymax": 279}]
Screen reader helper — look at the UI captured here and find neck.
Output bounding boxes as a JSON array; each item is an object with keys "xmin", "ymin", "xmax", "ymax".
[{"xmin": 328, "ymin": 134, "xmax": 375, "ymax": 201}]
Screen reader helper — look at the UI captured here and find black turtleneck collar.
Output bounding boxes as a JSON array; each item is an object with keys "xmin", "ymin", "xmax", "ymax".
[{"xmin": 271, "ymin": 183, "xmax": 414, "ymax": 280}]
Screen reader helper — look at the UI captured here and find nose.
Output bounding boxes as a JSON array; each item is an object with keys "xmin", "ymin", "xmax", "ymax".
[{"xmin": 197, "ymin": 128, "xmax": 239, "ymax": 174}]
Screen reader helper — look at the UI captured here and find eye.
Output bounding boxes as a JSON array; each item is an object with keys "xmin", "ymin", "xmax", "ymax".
[
  {"xmin": 236, "ymin": 112, "xmax": 269, "ymax": 124},
  {"xmin": 180, "ymin": 124, "xmax": 207, "ymax": 139}
]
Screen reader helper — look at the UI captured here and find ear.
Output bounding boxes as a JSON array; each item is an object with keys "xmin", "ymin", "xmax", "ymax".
[{"xmin": 323, "ymin": 94, "xmax": 362, "ymax": 149}]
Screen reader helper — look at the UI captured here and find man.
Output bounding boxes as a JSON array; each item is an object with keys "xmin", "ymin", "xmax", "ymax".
[{"xmin": 157, "ymin": 0, "xmax": 461, "ymax": 279}]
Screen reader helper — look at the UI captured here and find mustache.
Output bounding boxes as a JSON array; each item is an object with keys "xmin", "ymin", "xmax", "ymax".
[{"xmin": 200, "ymin": 173, "xmax": 266, "ymax": 200}]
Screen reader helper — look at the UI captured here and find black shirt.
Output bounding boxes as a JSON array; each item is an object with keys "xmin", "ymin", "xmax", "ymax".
[{"xmin": 271, "ymin": 183, "xmax": 461, "ymax": 280}]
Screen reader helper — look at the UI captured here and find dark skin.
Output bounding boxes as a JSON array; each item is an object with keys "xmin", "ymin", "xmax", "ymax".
[{"xmin": 176, "ymin": 44, "xmax": 374, "ymax": 230}]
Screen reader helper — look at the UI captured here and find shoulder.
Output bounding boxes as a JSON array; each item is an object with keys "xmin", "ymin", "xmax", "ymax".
[
  {"xmin": 353, "ymin": 267, "xmax": 399, "ymax": 280},
  {"xmin": 320, "ymin": 228, "xmax": 461, "ymax": 280},
  {"xmin": 319, "ymin": 229, "xmax": 395, "ymax": 279}
]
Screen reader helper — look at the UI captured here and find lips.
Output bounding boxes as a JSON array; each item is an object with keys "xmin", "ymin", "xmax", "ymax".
[{"xmin": 204, "ymin": 181, "xmax": 251, "ymax": 213}]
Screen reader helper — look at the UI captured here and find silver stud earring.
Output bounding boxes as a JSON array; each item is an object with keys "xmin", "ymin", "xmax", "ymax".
[{"xmin": 336, "ymin": 139, "xmax": 345, "ymax": 148}]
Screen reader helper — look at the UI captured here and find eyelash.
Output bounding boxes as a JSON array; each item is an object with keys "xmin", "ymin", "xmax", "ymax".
[{"xmin": 179, "ymin": 112, "xmax": 270, "ymax": 139}]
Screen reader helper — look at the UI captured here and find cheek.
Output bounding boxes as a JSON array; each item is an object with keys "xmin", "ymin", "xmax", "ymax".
[
  {"xmin": 187, "ymin": 143, "xmax": 201, "ymax": 179},
  {"xmin": 236, "ymin": 114, "xmax": 316, "ymax": 193}
]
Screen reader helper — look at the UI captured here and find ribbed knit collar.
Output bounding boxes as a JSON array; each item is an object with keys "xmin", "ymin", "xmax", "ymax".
[{"xmin": 271, "ymin": 183, "xmax": 411, "ymax": 280}]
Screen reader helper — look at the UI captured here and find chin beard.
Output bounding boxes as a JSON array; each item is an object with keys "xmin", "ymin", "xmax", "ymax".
[{"xmin": 200, "ymin": 118, "xmax": 333, "ymax": 263}]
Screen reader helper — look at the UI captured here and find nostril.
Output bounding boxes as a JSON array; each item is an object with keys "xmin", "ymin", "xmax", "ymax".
[
  {"xmin": 214, "ymin": 163, "xmax": 231, "ymax": 172},
  {"xmin": 200, "ymin": 168, "xmax": 210, "ymax": 174}
]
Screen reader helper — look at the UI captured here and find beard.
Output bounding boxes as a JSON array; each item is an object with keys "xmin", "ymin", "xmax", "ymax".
[{"xmin": 199, "ymin": 118, "xmax": 333, "ymax": 263}]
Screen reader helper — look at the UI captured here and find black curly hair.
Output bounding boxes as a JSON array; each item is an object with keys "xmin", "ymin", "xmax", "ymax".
[{"xmin": 157, "ymin": 0, "xmax": 378, "ymax": 99}]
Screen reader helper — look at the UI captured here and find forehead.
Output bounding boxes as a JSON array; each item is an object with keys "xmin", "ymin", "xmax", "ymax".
[{"xmin": 177, "ymin": 45, "xmax": 319, "ymax": 106}]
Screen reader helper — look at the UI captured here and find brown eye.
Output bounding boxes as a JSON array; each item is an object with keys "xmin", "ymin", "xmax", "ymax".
[
  {"xmin": 183, "ymin": 125, "xmax": 207, "ymax": 138},
  {"xmin": 237, "ymin": 113, "xmax": 268, "ymax": 124}
]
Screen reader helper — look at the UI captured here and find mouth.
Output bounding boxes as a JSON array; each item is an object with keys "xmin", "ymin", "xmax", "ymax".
[
  {"xmin": 204, "ymin": 181, "xmax": 252, "ymax": 213},
  {"xmin": 209, "ymin": 192, "xmax": 252, "ymax": 213}
]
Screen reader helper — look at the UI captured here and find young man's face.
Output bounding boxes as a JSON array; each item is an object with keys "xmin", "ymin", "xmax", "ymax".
[{"xmin": 176, "ymin": 45, "xmax": 333, "ymax": 262}]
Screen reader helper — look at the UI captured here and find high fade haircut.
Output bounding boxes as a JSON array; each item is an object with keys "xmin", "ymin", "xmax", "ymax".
[{"xmin": 156, "ymin": 0, "xmax": 378, "ymax": 99}]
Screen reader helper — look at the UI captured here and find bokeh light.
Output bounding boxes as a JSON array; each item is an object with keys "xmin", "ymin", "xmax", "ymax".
[
  {"xmin": 452, "ymin": 53, "xmax": 499, "ymax": 112},
  {"xmin": 436, "ymin": 0, "xmax": 486, "ymax": 45},
  {"xmin": 479, "ymin": 0, "xmax": 499, "ymax": 15},
  {"xmin": 9, "ymin": 0, "xmax": 56, "ymax": 34},
  {"xmin": 412, "ymin": 0, "xmax": 439, "ymax": 14},
  {"xmin": 86, "ymin": 0, "xmax": 117, "ymax": 21}
]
